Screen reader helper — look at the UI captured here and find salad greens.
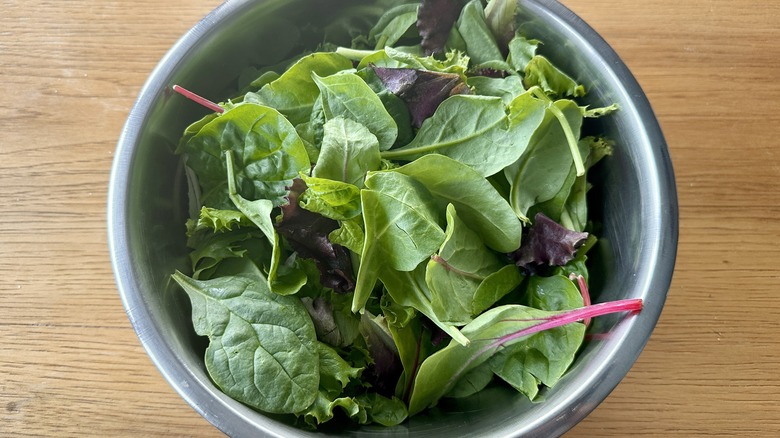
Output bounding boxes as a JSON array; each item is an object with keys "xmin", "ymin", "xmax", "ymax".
[{"xmin": 171, "ymin": 0, "xmax": 639, "ymax": 429}]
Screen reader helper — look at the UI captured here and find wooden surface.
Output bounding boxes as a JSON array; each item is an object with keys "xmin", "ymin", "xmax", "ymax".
[{"xmin": 2, "ymin": 0, "xmax": 779, "ymax": 436}]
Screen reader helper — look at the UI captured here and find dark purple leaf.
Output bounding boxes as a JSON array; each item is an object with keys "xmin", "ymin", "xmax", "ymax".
[
  {"xmin": 373, "ymin": 66, "xmax": 470, "ymax": 128},
  {"xmin": 511, "ymin": 213, "xmax": 588, "ymax": 274},
  {"xmin": 359, "ymin": 313, "xmax": 403, "ymax": 397},
  {"xmin": 276, "ymin": 178, "xmax": 356, "ymax": 293},
  {"xmin": 417, "ymin": 0, "xmax": 463, "ymax": 55}
]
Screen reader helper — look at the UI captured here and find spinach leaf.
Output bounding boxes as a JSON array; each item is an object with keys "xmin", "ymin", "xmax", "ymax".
[
  {"xmin": 313, "ymin": 72, "xmax": 399, "ymax": 151},
  {"xmin": 506, "ymin": 34, "xmax": 540, "ymax": 72},
  {"xmin": 356, "ymin": 393, "xmax": 409, "ymax": 427},
  {"xmin": 445, "ymin": 361, "xmax": 494, "ymax": 398},
  {"xmin": 467, "ymin": 75, "xmax": 525, "ymax": 104},
  {"xmin": 382, "ymin": 94, "xmax": 545, "ymax": 177},
  {"xmin": 425, "ymin": 204, "xmax": 522, "ymax": 325},
  {"xmin": 505, "ymin": 99, "xmax": 584, "ymax": 219},
  {"xmin": 171, "ymin": 271, "xmax": 320, "ymax": 414},
  {"xmin": 456, "ymin": 0, "xmax": 505, "ymax": 65},
  {"xmin": 352, "ymin": 171, "xmax": 445, "ymax": 313},
  {"xmin": 312, "ymin": 117, "xmax": 381, "ymax": 188},
  {"xmin": 393, "ymin": 154, "xmax": 523, "ymax": 252},
  {"xmin": 252, "ymin": 52, "xmax": 353, "ymax": 125},
  {"xmin": 379, "ymin": 263, "xmax": 469, "ymax": 346},
  {"xmin": 180, "ymin": 103, "xmax": 311, "ymax": 209},
  {"xmin": 369, "ymin": 3, "xmax": 419, "ymax": 49}
]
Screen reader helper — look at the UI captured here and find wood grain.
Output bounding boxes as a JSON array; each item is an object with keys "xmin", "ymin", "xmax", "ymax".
[{"xmin": 1, "ymin": 0, "xmax": 779, "ymax": 436}]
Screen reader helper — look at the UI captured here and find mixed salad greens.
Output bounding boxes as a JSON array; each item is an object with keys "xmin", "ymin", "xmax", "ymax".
[{"xmin": 170, "ymin": 0, "xmax": 641, "ymax": 428}]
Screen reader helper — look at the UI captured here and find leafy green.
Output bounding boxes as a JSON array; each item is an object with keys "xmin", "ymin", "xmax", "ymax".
[
  {"xmin": 392, "ymin": 154, "xmax": 523, "ymax": 252},
  {"xmin": 172, "ymin": 270, "xmax": 320, "ymax": 414},
  {"xmin": 369, "ymin": 3, "xmax": 419, "ymax": 49},
  {"xmin": 417, "ymin": 0, "xmax": 463, "ymax": 55},
  {"xmin": 180, "ymin": 103, "xmax": 311, "ymax": 209},
  {"xmin": 524, "ymin": 55, "xmax": 586, "ymax": 98},
  {"xmin": 311, "ymin": 117, "xmax": 381, "ymax": 188},
  {"xmin": 456, "ymin": 0, "xmax": 505, "ymax": 65},
  {"xmin": 314, "ymin": 72, "xmax": 399, "ymax": 151},
  {"xmin": 298, "ymin": 174, "xmax": 362, "ymax": 221},
  {"xmin": 425, "ymin": 204, "xmax": 523, "ymax": 325},
  {"xmin": 352, "ymin": 171, "xmax": 445, "ymax": 312},
  {"xmin": 251, "ymin": 52, "xmax": 353, "ymax": 125}
]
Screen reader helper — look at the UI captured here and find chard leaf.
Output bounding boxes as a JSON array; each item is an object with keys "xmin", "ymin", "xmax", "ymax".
[
  {"xmin": 524, "ymin": 55, "xmax": 586, "ymax": 98},
  {"xmin": 505, "ymin": 99, "xmax": 584, "ymax": 218},
  {"xmin": 408, "ymin": 299, "xmax": 642, "ymax": 414},
  {"xmin": 277, "ymin": 178, "xmax": 356, "ymax": 293},
  {"xmin": 489, "ymin": 273, "xmax": 584, "ymax": 399},
  {"xmin": 393, "ymin": 154, "xmax": 522, "ymax": 252},
  {"xmin": 312, "ymin": 117, "xmax": 381, "ymax": 188},
  {"xmin": 253, "ymin": 52, "xmax": 353, "ymax": 124},
  {"xmin": 417, "ymin": 0, "xmax": 463, "ymax": 55},
  {"xmin": 507, "ymin": 34, "xmax": 540, "ymax": 72},
  {"xmin": 456, "ymin": 0, "xmax": 505, "ymax": 65},
  {"xmin": 511, "ymin": 213, "xmax": 589, "ymax": 274},
  {"xmin": 298, "ymin": 174, "xmax": 362, "ymax": 221},
  {"xmin": 384, "ymin": 311, "xmax": 433, "ymax": 400},
  {"xmin": 380, "ymin": 263, "xmax": 469, "ymax": 346},
  {"xmin": 426, "ymin": 204, "xmax": 522, "ymax": 325},
  {"xmin": 383, "ymin": 92, "xmax": 546, "ymax": 177},
  {"xmin": 171, "ymin": 271, "xmax": 319, "ymax": 414},
  {"xmin": 369, "ymin": 3, "xmax": 420, "ymax": 49},
  {"xmin": 373, "ymin": 66, "xmax": 470, "ymax": 128},
  {"xmin": 352, "ymin": 171, "xmax": 445, "ymax": 312},
  {"xmin": 313, "ymin": 72, "xmax": 399, "ymax": 151},
  {"xmin": 484, "ymin": 0, "xmax": 518, "ymax": 48},
  {"xmin": 180, "ymin": 103, "xmax": 311, "ymax": 209}
]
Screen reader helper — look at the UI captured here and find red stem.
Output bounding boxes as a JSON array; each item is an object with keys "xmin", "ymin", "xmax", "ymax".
[
  {"xmin": 570, "ymin": 273, "xmax": 592, "ymax": 326},
  {"xmin": 172, "ymin": 84, "xmax": 224, "ymax": 114}
]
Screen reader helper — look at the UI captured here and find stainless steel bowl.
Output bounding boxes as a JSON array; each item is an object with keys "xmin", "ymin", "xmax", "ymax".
[{"xmin": 108, "ymin": 0, "xmax": 677, "ymax": 436}]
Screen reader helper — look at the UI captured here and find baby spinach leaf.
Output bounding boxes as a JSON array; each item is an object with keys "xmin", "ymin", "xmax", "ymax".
[
  {"xmin": 524, "ymin": 55, "xmax": 586, "ymax": 98},
  {"xmin": 312, "ymin": 117, "xmax": 381, "ymax": 188},
  {"xmin": 505, "ymin": 99, "xmax": 584, "ymax": 219},
  {"xmin": 380, "ymin": 263, "xmax": 469, "ymax": 346},
  {"xmin": 456, "ymin": 0, "xmax": 505, "ymax": 65},
  {"xmin": 373, "ymin": 66, "xmax": 469, "ymax": 128},
  {"xmin": 425, "ymin": 204, "xmax": 522, "ymax": 325},
  {"xmin": 313, "ymin": 72, "xmax": 399, "ymax": 151},
  {"xmin": 356, "ymin": 393, "xmax": 409, "ymax": 427},
  {"xmin": 180, "ymin": 103, "xmax": 311, "ymax": 209},
  {"xmin": 253, "ymin": 52, "xmax": 353, "ymax": 125},
  {"xmin": 369, "ymin": 3, "xmax": 420, "ymax": 49},
  {"xmin": 171, "ymin": 271, "xmax": 319, "ymax": 414},
  {"xmin": 302, "ymin": 296, "xmax": 361, "ymax": 348},
  {"xmin": 352, "ymin": 171, "xmax": 445, "ymax": 312},
  {"xmin": 381, "ymin": 95, "xmax": 511, "ymax": 176},
  {"xmin": 445, "ymin": 361, "xmax": 494, "ymax": 398},
  {"xmin": 417, "ymin": 0, "xmax": 463, "ymax": 55},
  {"xmin": 187, "ymin": 228, "xmax": 262, "ymax": 280},
  {"xmin": 393, "ymin": 154, "xmax": 523, "ymax": 252}
]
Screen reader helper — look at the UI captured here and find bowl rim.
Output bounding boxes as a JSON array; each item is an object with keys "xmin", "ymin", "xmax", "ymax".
[{"xmin": 107, "ymin": 0, "xmax": 678, "ymax": 436}]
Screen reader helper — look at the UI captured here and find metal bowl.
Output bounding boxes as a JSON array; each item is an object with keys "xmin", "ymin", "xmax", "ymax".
[{"xmin": 108, "ymin": 0, "xmax": 677, "ymax": 436}]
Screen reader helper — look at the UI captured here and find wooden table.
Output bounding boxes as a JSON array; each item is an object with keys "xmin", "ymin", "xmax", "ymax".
[{"xmin": 2, "ymin": 0, "xmax": 779, "ymax": 436}]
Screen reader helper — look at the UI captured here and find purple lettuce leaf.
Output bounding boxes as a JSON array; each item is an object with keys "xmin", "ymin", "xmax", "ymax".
[
  {"xmin": 512, "ymin": 213, "xmax": 588, "ymax": 274},
  {"xmin": 276, "ymin": 178, "xmax": 356, "ymax": 293},
  {"xmin": 417, "ymin": 0, "xmax": 463, "ymax": 55},
  {"xmin": 372, "ymin": 66, "xmax": 470, "ymax": 128}
]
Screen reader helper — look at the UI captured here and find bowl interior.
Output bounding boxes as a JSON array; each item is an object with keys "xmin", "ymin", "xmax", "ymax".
[{"xmin": 108, "ymin": 0, "xmax": 677, "ymax": 436}]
